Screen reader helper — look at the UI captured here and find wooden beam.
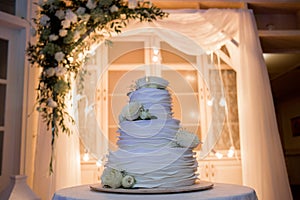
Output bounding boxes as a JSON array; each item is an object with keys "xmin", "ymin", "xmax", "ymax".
[{"xmin": 258, "ymin": 30, "xmax": 300, "ymax": 37}]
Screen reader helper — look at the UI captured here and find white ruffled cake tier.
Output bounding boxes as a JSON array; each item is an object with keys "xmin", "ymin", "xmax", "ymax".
[
  {"xmin": 129, "ymin": 87, "xmax": 172, "ymax": 119},
  {"xmin": 105, "ymin": 148, "xmax": 198, "ymax": 188},
  {"xmin": 117, "ymin": 119, "xmax": 180, "ymax": 151}
]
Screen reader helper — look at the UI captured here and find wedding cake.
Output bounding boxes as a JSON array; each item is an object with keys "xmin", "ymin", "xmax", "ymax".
[{"xmin": 101, "ymin": 76, "xmax": 200, "ymax": 189}]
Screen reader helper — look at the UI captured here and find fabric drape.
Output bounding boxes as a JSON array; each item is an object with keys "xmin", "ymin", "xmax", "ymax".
[
  {"xmin": 33, "ymin": 102, "xmax": 81, "ymax": 200},
  {"xmin": 237, "ymin": 10, "xmax": 292, "ymax": 200}
]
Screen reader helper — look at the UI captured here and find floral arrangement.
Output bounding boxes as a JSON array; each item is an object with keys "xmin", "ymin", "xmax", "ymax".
[
  {"xmin": 101, "ymin": 167, "xmax": 135, "ymax": 188},
  {"xmin": 119, "ymin": 101, "xmax": 156, "ymax": 122},
  {"xmin": 26, "ymin": 0, "xmax": 168, "ymax": 172}
]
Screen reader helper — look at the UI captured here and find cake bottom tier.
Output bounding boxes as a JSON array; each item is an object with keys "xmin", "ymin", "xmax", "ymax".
[{"xmin": 105, "ymin": 148, "xmax": 199, "ymax": 188}]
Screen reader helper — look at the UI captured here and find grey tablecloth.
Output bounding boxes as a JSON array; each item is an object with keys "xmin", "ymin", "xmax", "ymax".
[{"xmin": 52, "ymin": 183, "xmax": 257, "ymax": 200}]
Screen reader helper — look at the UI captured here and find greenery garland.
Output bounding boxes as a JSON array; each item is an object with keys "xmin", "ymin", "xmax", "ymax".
[{"xmin": 26, "ymin": 0, "xmax": 168, "ymax": 173}]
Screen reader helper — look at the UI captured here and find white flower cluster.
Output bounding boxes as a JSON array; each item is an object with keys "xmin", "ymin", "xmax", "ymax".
[
  {"xmin": 119, "ymin": 102, "xmax": 155, "ymax": 122},
  {"xmin": 135, "ymin": 76, "xmax": 169, "ymax": 89},
  {"xmin": 44, "ymin": 65, "xmax": 67, "ymax": 78},
  {"xmin": 173, "ymin": 129, "xmax": 200, "ymax": 149},
  {"xmin": 37, "ymin": 0, "xmax": 123, "ymax": 68},
  {"xmin": 101, "ymin": 168, "xmax": 135, "ymax": 189}
]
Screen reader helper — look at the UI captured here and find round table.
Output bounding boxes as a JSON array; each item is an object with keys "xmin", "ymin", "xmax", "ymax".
[{"xmin": 52, "ymin": 183, "xmax": 258, "ymax": 200}]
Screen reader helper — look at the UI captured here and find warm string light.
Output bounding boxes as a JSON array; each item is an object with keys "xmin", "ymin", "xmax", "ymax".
[
  {"xmin": 215, "ymin": 152, "xmax": 223, "ymax": 159},
  {"xmin": 152, "ymin": 47, "xmax": 160, "ymax": 63},
  {"xmin": 207, "ymin": 97, "xmax": 214, "ymax": 106},
  {"xmin": 219, "ymin": 97, "xmax": 226, "ymax": 107},
  {"xmin": 211, "ymin": 149, "xmax": 223, "ymax": 159},
  {"xmin": 96, "ymin": 159, "xmax": 102, "ymax": 167},
  {"xmin": 208, "ymin": 51, "xmax": 236, "ymax": 160},
  {"xmin": 227, "ymin": 146, "xmax": 235, "ymax": 158},
  {"xmin": 211, "ymin": 147, "xmax": 235, "ymax": 159},
  {"xmin": 82, "ymin": 149, "xmax": 90, "ymax": 162}
]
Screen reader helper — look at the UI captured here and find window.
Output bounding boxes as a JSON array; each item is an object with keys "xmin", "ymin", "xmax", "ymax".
[
  {"xmin": 0, "ymin": 38, "xmax": 8, "ymax": 175},
  {"xmin": 0, "ymin": 0, "xmax": 16, "ymax": 15}
]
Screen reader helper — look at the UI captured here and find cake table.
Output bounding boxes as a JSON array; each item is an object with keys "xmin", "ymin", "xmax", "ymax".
[{"xmin": 52, "ymin": 183, "xmax": 258, "ymax": 200}]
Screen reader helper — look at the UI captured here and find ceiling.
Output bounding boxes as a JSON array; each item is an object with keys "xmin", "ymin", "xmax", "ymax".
[{"xmin": 152, "ymin": 0, "xmax": 300, "ymax": 99}]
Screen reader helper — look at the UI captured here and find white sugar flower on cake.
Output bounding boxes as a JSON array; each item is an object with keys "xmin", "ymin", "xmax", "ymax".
[
  {"xmin": 120, "ymin": 102, "xmax": 142, "ymax": 121},
  {"xmin": 119, "ymin": 101, "xmax": 157, "ymax": 122},
  {"xmin": 174, "ymin": 129, "xmax": 200, "ymax": 149},
  {"xmin": 101, "ymin": 167, "xmax": 136, "ymax": 189},
  {"xmin": 121, "ymin": 175, "xmax": 135, "ymax": 188},
  {"xmin": 101, "ymin": 168, "xmax": 123, "ymax": 189},
  {"xmin": 135, "ymin": 76, "xmax": 169, "ymax": 89}
]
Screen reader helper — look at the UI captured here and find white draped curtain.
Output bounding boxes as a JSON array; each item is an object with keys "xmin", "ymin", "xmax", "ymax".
[
  {"xmin": 32, "ymin": 9, "xmax": 292, "ymax": 200},
  {"xmin": 33, "ymin": 93, "xmax": 81, "ymax": 200}
]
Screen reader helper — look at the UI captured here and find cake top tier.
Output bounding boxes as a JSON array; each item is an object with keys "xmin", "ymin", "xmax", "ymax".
[{"xmin": 135, "ymin": 76, "xmax": 169, "ymax": 90}]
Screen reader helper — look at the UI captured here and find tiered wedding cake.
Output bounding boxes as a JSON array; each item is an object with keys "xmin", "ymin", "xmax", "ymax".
[{"xmin": 101, "ymin": 76, "xmax": 200, "ymax": 189}]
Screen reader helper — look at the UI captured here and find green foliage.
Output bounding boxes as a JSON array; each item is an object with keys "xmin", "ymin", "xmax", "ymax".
[{"xmin": 26, "ymin": 0, "xmax": 168, "ymax": 173}]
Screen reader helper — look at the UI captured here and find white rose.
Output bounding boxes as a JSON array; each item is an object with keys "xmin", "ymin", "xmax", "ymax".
[
  {"xmin": 55, "ymin": 52, "xmax": 65, "ymax": 62},
  {"xmin": 40, "ymin": 15, "xmax": 50, "ymax": 26},
  {"xmin": 86, "ymin": 0, "xmax": 97, "ymax": 9},
  {"xmin": 45, "ymin": 67, "xmax": 56, "ymax": 77},
  {"xmin": 55, "ymin": 66, "xmax": 67, "ymax": 77},
  {"xmin": 121, "ymin": 102, "xmax": 142, "ymax": 121},
  {"xmin": 76, "ymin": 7, "xmax": 86, "ymax": 15},
  {"xmin": 101, "ymin": 168, "xmax": 123, "ymax": 189},
  {"xmin": 65, "ymin": 9, "xmax": 77, "ymax": 23},
  {"xmin": 49, "ymin": 34, "xmax": 58, "ymax": 41},
  {"xmin": 59, "ymin": 29, "xmax": 68, "ymax": 37},
  {"xmin": 61, "ymin": 19, "xmax": 71, "ymax": 29},
  {"xmin": 121, "ymin": 175, "xmax": 135, "ymax": 188},
  {"xmin": 110, "ymin": 5, "xmax": 119, "ymax": 12},
  {"xmin": 55, "ymin": 10, "xmax": 65, "ymax": 20},
  {"xmin": 47, "ymin": 98, "xmax": 58, "ymax": 108},
  {"xmin": 175, "ymin": 130, "xmax": 200, "ymax": 149}
]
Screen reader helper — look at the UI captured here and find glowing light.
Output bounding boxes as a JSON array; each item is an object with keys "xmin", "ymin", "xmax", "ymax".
[
  {"xmin": 207, "ymin": 97, "xmax": 214, "ymax": 106},
  {"xmin": 185, "ymin": 75, "xmax": 195, "ymax": 82},
  {"xmin": 96, "ymin": 159, "xmax": 102, "ymax": 167},
  {"xmin": 219, "ymin": 97, "xmax": 226, "ymax": 107},
  {"xmin": 227, "ymin": 146, "xmax": 235, "ymax": 158},
  {"xmin": 152, "ymin": 55, "xmax": 159, "ymax": 63},
  {"xmin": 212, "ymin": 149, "xmax": 223, "ymax": 159},
  {"xmin": 83, "ymin": 149, "xmax": 90, "ymax": 162},
  {"xmin": 153, "ymin": 48, "xmax": 159, "ymax": 55},
  {"xmin": 215, "ymin": 152, "xmax": 223, "ymax": 159}
]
